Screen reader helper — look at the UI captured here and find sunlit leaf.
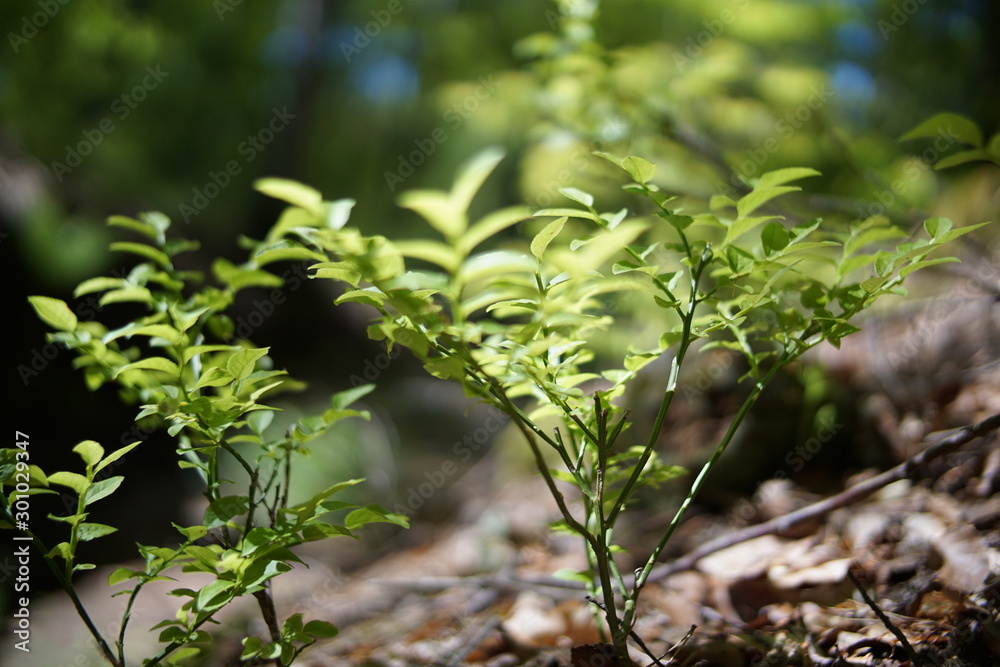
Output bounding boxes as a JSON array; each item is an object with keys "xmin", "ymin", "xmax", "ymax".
[
  {"xmin": 255, "ymin": 178, "xmax": 324, "ymax": 215},
  {"xmin": 900, "ymin": 112, "xmax": 982, "ymax": 148},
  {"xmin": 28, "ymin": 296, "xmax": 78, "ymax": 332}
]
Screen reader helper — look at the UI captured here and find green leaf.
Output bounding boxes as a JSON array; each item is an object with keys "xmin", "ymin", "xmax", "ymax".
[
  {"xmin": 212, "ymin": 258, "xmax": 284, "ymax": 292},
  {"xmin": 83, "ymin": 476, "xmax": 124, "ymax": 505},
  {"xmin": 330, "ymin": 384, "xmax": 376, "ymax": 411},
  {"xmin": 324, "ymin": 198, "xmax": 356, "ymax": 230},
  {"xmin": 844, "ymin": 224, "xmax": 907, "ymax": 256},
  {"xmin": 114, "ymin": 357, "xmax": 181, "ymax": 379},
  {"xmin": 923, "ymin": 217, "xmax": 952, "ymax": 239},
  {"xmin": 109, "ymin": 241, "xmax": 170, "ymax": 268},
  {"xmin": 460, "ymin": 206, "xmax": 533, "ymax": 254},
  {"xmin": 126, "ymin": 324, "xmax": 183, "ymax": 344},
  {"xmin": 240, "ymin": 559, "xmax": 292, "ymax": 590},
  {"xmin": 559, "ymin": 187, "xmax": 594, "ymax": 207},
  {"xmin": 28, "ymin": 296, "xmax": 78, "ymax": 332},
  {"xmin": 760, "ymin": 222, "xmax": 789, "ymax": 256},
  {"xmin": 531, "ymin": 216, "xmax": 567, "ymax": 259},
  {"xmin": 460, "ymin": 250, "xmax": 535, "ymax": 284},
  {"xmin": 241, "ymin": 637, "xmax": 265, "ymax": 660},
  {"xmin": 192, "ymin": 366, "xmax": 235, "ymax": 390},
  {"xmin": 107, "ymin": 214, "xmax": 161, "ymax": 241},
  {"xmin": 345, "ymin": 505, "xmax": 409, "ymax": 530},
  {"xmin": 874, "ymin": 250, "xmax": 897, "ymax": 277},
  {"xmin": 612, "ymin": 261, "xmax": 657, "ymax": 276},
  {"xmin": 335, "ymin": 288, "xmax": 388, "ymax": 308},
  {"xmin": 394, "ymin": 239, "xmax": 459, "ymax": 272},
  {"xmin": 662, "ymin": 214, "xmax": 693, "ymax": 232},
  {"xmin": 621, "ymin": 156, "xmax": 656, "ymax": 184},
  {"xmin": 240, "ymin": 527, "xmax": 280, "ymax": 557},
  {"xmin": 255, "ymin": 178, "xmax": 324, "ymax": 215},
  {"xmin": 246, "ymin": 410, "xmax": 274, "ymax": 435},
  {"xmin": 99, "ymin": 286, "xmax": 154, "ymax": 306},
  {"xmin": 183, "ymin": 345, "xmax": 239, "ymax": 364},
  {"xmin": 73, "ymin": 441, "xmax": 104, "ymax": 468},
  {"xmin": 304, "ymin": 620, "xmax": 339, "ymax": 638},
  {"xmin": 533, "ymin": 207, "xmax": 598, "ymax": 222},
  {"xmin": 74, "ymin": 276, "xmax": 125, "ymax": 297},
  {"xmin": 451, "ymin": 147, "xmax": 505, "ymax": 214},
  {"xmin": 47, "ymin": 471, "xmax": 90, "ymax": 495},
  {"xmin": 724, "ymin": 215, "xmax": 780, "ymax": 245},
  {"xmin": 287, "ymin": 479, "xmax": 365, "ymax": 521},
  {"xmin": 398, "ymin": 190, "xmax": 463, "ymax": 239},
  {"xmin": 300, "ymin": 523, "xmax": 354, "ymax": 541},
  {"xmin": 899, "ymin": 257, "xmax": 960, "ymax": 278},
  {"xmin": 757, "ymin": 167, "xmax": 821, "ymax": 188},
  {"xmin": 736, "ymin": 186, "xmax": 799, "ymax": 218},
  {"xmin": 174, "ymin": 524, "xmax": 209, "ymax": 541},
  {"xmin": 900, "ymin": 112, "xmax": 982, "ymax": 148},
  {"xmin": 227, "ymin": 348, "xmax": 269, "ymax": 383},
  {"xmin": 77, "ymin": 522, "xmax": 118, "ymax": 542},
  {"xmin": 933, "ymin": 221, "xmax": 990, "ymax": 244},
  {"xmin": 861, "ymin": 276, "xmax": 888, "ymax": 293},
  {"xmin": 282, "ymin": 613, "xmax": 304, "ymax": 636},
  {"xmin": 425, "ymin": 356, "xmax": 466, "ymax": 380},
  {"xmin": 47, "ymin": 541, "xmax": 73, "ymax": 562},
  {"xmin": 204, "ymin": 496, "xmax": 250, "ymax": 530},
  {"xmin": 935, "ymin": 148, "xmax": 989, "ymax": 170},
  {"xmin": 194, "ymin": 579, "xmax": 236, "ymax": 614},
  {"xmin": 108, "ymin": 567, "xmax": 138, "ymax": 586},
  {"xmin": 253, "ymin": 242, "xmax": 326, "ymax": 266}
]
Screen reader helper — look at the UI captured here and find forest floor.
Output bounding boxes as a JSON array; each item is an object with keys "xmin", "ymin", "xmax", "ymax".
[
  {"xmin": 7, "ymin": 279, "xmax": 1000, "ymax": 667},
  {"xmin": 276, "ymin": 290, "xmax": 1000, "ymax": 667},
  {"xmin": 264, "ymin": 284, "xmax": 1000, "ymax": 667}
]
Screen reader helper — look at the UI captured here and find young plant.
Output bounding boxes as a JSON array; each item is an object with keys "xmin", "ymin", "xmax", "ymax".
[
  {"xmin": 1, "ymin": 209, "xmax": 406, "ymax": 666},
  {"xmin": 256, "ymin": 149, "xmax": 987, "ymax": 664}
]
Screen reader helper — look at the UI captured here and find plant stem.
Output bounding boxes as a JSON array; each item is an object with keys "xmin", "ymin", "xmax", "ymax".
[
  {"xmin": 607, "ymin": 245, "xmax": 710, "ymax": 526},
  {"xmin": 620, "ymin": 352, "xmax": 790, "ymax": 634},
  {"xmin": 1, "ymin": 520, "xmax": 122, "ymax": 667}
]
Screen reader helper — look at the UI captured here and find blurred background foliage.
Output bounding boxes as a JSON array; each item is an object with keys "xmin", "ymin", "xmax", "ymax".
[{"xmin": 3, "ymin": 0, "xmax": 999, "ymax": 573}]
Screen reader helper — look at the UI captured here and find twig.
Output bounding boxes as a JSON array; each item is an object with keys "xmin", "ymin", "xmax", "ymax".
[
  {"xmin": 446, "ymin": 615, "xmax": 501, "ymax": 667},
  {"xmin": 655, "ymin": 624, "xmax": 696, "ymax": 666},
  {"xmin": 379, "ymin": 413, "xmax": 1000, "ymax": 601},
  {"xmin": 645, "ymin": 411, "xmax": 1000, "ymax": 584},
  {"xmin": 847, "ymin": 569, "xmax": 924, "ymax": 666}
]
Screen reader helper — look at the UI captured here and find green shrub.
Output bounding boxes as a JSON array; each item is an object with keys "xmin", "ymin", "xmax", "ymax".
[
  {"xmin": 255, "ymin": 148, "xmax": 986, "ymax": 663},
  {"xmin": 3, "ymin": 211, "xmax": 406, "ymax": 666}
]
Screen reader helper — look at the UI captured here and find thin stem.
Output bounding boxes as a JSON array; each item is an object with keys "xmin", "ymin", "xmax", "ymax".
[
  {"xmin": 143, "ymin": 612, "xmax": 220, "ymax": 667},
  {"xmin": 0, "ymin": 514, "xmax": 121, "ymax": 667},
  {"xmin": 219, "ymin": 439, "xmax": 259, "ymax": 539},
  {"xmin": 620, "ymin": 351, "xmax": 791, "ymax": 634},
  {"xmin": 607, "ymin": 244, "xmax": 711, "ymax": 526}
]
